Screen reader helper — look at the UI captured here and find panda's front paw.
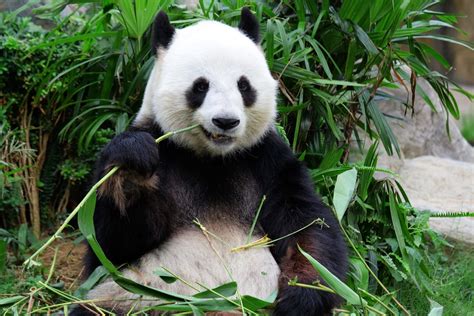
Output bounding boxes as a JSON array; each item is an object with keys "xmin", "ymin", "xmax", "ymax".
[{"xmin": 100, "ymin": 131, "xmax": 159, "ymax": 177}]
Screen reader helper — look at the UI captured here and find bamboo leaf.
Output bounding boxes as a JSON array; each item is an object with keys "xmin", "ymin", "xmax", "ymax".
[
  {"xmin": 358, "ymin": 142, "xmax": 378, "ymax": 201},
  {"xmin": 0, "ymin": 296, "xmax": 25, "ymax": 306},
  {"xmin": 153, "ymin": 268, "xmax": 178, "ymax": 284},
  {"xmin": 189, "ymin": 304, "xmax": 205, "ymax": 316},
  {"xmin": 265, "ymin": 20, "xmax": 275, "ymax": 69},
  {"xmin": 428, "ymin": 299, "xmax": 444, "ymax": 316},
  {"xmin": 241, "ymin": 294, "xmax": 276, "ymax": 311},
  {"xmin": 193, "ymin": 282, "xmax": 237, "ymax": 298},
  {"xmin": 333, "ymin": 168, "xmax": 358, "ymax": 221},
  {"xmin": 298, "ymin": 246, "xmax": 367, "ymax": 306},
  {"xmin": 350, "ymin": 257, "xmax": 369, "ymax": 291},
  {"xmin": 74, "ymin": 266, "xmax": 109, "ymax": 298},
  {"xmin": 388, "ymin": 188, "xmax": 409, "ymax": 269},
  {"xmin": 353, "ymin": 23, "xmax": 378, "ymax": 55}
]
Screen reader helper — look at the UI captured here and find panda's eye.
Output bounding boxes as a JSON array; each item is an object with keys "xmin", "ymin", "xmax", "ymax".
[
  {"xmin": 193, "ymin": 79, "xmax": 209, "ymax": 93},
  {"xmin": 237, "ymin": 76, "xmax": 256, "ymax": 107},
  {"xmin": 237, "ymin": 77, "xmax": 250, "ymax": 92}
]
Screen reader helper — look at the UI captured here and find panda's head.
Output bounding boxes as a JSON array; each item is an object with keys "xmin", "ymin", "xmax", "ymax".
[{"xmin": 135, "ymin": 8, "xmax": 278, "ymax": 156}]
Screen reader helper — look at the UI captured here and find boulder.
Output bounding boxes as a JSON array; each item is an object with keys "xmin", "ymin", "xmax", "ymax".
[
  {"xmin": 378, "ymin": 79, "xmax": 474, "ymax": 163},
  {"xmin": 398, "ymin": 156, "xmax": 474, "ymax": 243},
  {"xmin": 352, "ymin": 78, "xmax": 474, "ymax": 243}
]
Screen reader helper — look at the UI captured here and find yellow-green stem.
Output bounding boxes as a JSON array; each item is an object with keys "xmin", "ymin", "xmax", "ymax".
[{"xmin": 288, "ymin": 282, "xmax": 335, "ymax": 294}]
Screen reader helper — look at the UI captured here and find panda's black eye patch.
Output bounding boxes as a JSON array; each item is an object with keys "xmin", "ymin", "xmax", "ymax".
[
  {"xmin": 193, "ymin": 78, "xmax": 209, "ymax": 93},
  {"xmin": 238, "ymin": 77, "xmax": 250, "ymax": 92},
  {"xmin": 186, "ymin": 77, "xmax": 209, "ymax": 109},
  {"xmin": 237, "ymin": 76, "xmax": 256, "ymax": 107}
]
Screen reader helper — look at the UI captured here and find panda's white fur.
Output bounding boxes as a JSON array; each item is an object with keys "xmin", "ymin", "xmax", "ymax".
[
  {"xmin": 136, "ymin": 20, "xmax": 278, "ymax": 156},
  {"xmin": 86, "ymin": 225, "xmax": 280, "ymax": 311}
]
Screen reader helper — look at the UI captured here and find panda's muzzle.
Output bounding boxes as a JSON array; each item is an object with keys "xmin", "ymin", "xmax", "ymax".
[
  {"xmin": 201, "ymin": 127, "xmax": 235, "ymax": 145},
  {"xmin": 212, "ymin": 117, "xmax": 240, "ymax": 130}
]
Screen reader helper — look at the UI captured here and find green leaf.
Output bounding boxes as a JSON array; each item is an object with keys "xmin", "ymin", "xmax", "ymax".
[
  {"xmin": 189, "ymin": 303, "xmax": 205, "ymax": 316},
  {"xmin": 366, "ymin": 99, "xmax": 400, "ymax": 156},
  {"xmin": 193, "ymin": 282, "xmax": 237, "ymax": 298},
  {"xmin": 358, "ymin": 142, "xmax": 378, "ymax": 201},
  {"xmin": 298, "ymin": 246, "xmax": 366, "ymax": 306},
  {"xmin": 398, "ymin": 35, "xmax": 474, "ymax": 50},
  {"xmin": 311, "ymin": 166, "xmax": 352, "ymax": 183},
  {"xmin": 151, "ymin": 298, "xmax": 236, "ymax": 312},
  {"xmin": 0, "ymin": 296, "xmax": 25, "ymax": 306},
  {"xmin": 353, "ymin": 23, "xmax": 378, "ymax": 55},
  {"xmin": 265, "ymin": 20, "xmax": 275, "ymax": 69},
  {"xmin": 77, "ymin": 191, "xmax": 98, "ymax": 239},
  {"xmin": 333, "ymin": 168, "xmax": 358, "ymax": 221},
  {"xmin": 241, "ymin": 293, "xmax": 276, "ymax": 311},
  {"xmin": 388, "ymin": 188, "xmax": 410, "ymax": 272},
  {"xmin": 275, "ymin": 123, "xmax": 290, "ymax": 145},
  {"xmin": 344, "ymin": 39, "xmax": 357, "ymax": 80},
  {"xmin": 318, "ymin": 148, "xmax": 344, "ymax": 171},
  {"xmin": 154, "ymin": 267, "xmax": 178, "ymax": 284},
  {"xmin": 427, "ymin": 298, "xmax": 444, "ymax": 316},
  {"xmin": 349, "ymin": 257, "xmax": 369, "ymax": 291},
  {"xmin": 74, "ymin": 266, "xmax": 109, "ymax": 298}
]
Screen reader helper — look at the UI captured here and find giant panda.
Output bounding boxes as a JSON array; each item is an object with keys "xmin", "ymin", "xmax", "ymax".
[{"xmin": 74, "ymin": 8, "xmax": 348, "ymax": 315}]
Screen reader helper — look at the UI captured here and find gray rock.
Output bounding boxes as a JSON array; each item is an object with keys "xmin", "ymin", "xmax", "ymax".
[
  {"xmin": 352, "ymin": 78, "xmax": 474, "ymax": 243},
  {"xmin": 379, "ymin": 79, "xmax": 474, "ymax": 163},
  {"xmin": 398, "ymin": 156, "xmax": 474, "ymax": 243}
]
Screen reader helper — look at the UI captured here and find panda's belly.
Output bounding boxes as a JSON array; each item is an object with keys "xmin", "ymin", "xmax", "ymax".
[{"xmin": 87, "ymin": 224, "xmax": 280, "ymax": 310}]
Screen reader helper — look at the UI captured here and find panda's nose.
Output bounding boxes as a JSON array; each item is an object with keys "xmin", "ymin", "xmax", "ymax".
[{"xmin": 212, "ymin": 117, "xmax": 240, "ymax": 130}]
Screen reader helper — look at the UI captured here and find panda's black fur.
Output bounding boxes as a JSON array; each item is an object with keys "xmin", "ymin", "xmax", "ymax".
[{"xmin": 74, "ymin": 8, "xmax": 348, "ymax": 316}]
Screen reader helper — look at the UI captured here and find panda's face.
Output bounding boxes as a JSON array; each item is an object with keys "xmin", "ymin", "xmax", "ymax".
[{"xmin": 138, "ymin": 18, "xmax": 277, "ymax": 156}]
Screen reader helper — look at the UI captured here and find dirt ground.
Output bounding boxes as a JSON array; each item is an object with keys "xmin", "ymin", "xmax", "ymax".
[{"xmin": 39, "ymin": 238, "xmax": 87, "ymax": 290}]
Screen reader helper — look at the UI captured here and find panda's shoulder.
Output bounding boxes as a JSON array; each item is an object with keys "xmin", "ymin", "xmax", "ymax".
[
  {"xmin": 256, "ymin": 129, "xmax": 294, "ymax": 159},
  {"xmin": 248, "ymin": 128, "xmax": 298, "ymax": 175}
]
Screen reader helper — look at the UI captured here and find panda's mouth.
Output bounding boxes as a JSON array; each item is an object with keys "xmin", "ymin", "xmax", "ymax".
[{"xmin": 201, "ymin": 127, "xmax": 235, "ymax": 145}]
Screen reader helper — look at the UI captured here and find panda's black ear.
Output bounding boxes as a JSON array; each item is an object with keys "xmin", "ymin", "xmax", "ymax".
[
  {"xmin": 151, "ymin": 11, "xmax": 175, "ymax": 54},
  {"xmin": 238, "ymin": 7, "xmax": 260, "ymax": 44}
]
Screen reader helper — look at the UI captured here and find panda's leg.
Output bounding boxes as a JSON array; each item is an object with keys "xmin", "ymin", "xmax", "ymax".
[
  {"xmin": 260, "ymin": 160, "xmax": 348, "ymax": 315},
  {"xmin": 272, "ymin": 230, "xmax": 346, "ymax": 316}
]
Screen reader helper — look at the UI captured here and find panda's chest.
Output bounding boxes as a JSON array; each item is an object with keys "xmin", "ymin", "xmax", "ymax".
[{"xmin": 160, "ymin": 161, "xmax": 262, "ymax": 224}]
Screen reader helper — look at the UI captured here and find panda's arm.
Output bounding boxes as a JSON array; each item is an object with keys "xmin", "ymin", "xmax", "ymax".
[
  {"xmin": 84, "ymin": 130, "xmax": 170, "ymax": 275},
  {"xmin": 258, "ymin": 134, "xmax": 348, "ymax": 315}
]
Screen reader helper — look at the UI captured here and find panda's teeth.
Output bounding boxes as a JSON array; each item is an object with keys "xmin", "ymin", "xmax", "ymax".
[
  {"xmin": 202, "ymin": 127, "xmax": 233, "ymax": 143},
  {"xmin": 211, "ymin": 133, "xmax": 225, "ymax": 140}
]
